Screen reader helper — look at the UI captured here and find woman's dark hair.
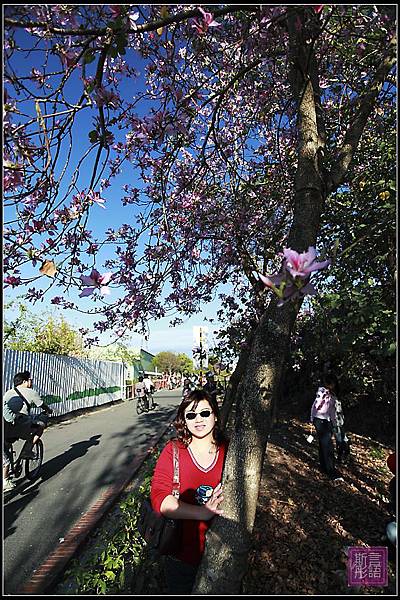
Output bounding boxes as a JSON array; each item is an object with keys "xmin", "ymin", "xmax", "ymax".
[
  {"xmin": 322, "ymin": 373, "xmax": 339, "ymax": 394},
  {"xmin": 173, "ymin": 389, "xmax": 227, "ymax": 447},
  {"xmin": 13, "ymin": 371, "xmax": 31, "ymax": 387}
]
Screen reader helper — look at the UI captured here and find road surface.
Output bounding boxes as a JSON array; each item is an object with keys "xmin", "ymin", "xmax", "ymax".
[{"xmin": 3, "ymin": 389, "xmax": 182, "ymax": 594}]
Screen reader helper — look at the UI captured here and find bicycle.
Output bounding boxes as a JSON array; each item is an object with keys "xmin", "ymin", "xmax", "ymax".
[
  {"xmin": 136, "ymin": 393, "xmax": 149, "ymax": 415},
  {"xmin": 4, "ymin": 436, "xmax": 44, "ymax": 486},
  {"xmin": 147, "ymin": 390, "xmax": 155, "ymax": 410},
  {"xmin": 136, "ymin": 390, "xmax": 156, "ymax": 414},
  {"xmin": 3, "ymin": 411, "xmax": 48, "ymax": 490}
]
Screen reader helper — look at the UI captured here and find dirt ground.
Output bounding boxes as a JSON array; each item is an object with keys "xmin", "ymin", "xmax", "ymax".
[
  {"xmin": 54, "ymin": 414, "xmax": 396, "ymax": 595},
  {"xmin": 242, "ymin": 416, "xmax": 396, "ymax": 595}
]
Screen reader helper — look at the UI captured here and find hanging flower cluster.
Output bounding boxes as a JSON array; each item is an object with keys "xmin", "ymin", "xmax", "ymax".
[
  {"xmin": 79, "ymin": 269, "xmax": 112, "ymax": 297},
  {"xmin": 259, "ymin": 247, "xmax": 330, "ymax": 306},
  {"xmin": 192, "ymin": 8, "xmax": 220, "ymax": 34}
]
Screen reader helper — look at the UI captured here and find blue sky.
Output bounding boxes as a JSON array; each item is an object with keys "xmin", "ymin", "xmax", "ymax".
[{"xmin": 4, "ymin": 22, "xmax": 230, "ymax": 357}]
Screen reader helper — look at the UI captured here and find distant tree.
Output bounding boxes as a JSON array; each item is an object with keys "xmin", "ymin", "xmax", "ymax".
[
  {"xmin": 4, "ymin": 299, "xmax": 36, "ymax": 348},
  {"xmin": 5, "ymin": 304, "xmax": 87, "ymax": 356},
  {"xmin": 152, "ymin": 351, "xmax": 181, "ymax": 373},
  {"xmin": 177, "ymin": 352, "xmax": 194, "ymax": 374},
  {"xmin": 88, "ymin": 343, "xmax": 140, "ymax": 365},
  {"xmin": 32, "ymin": 316, "xmax": 87, "ymax": 356}
]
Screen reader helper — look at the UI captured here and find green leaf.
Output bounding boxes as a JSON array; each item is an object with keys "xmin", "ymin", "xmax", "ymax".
[
  {"xmin": 116, "ymin": 34, "xmax": 128, "ymax": 55},
  {"xmin": 89, "ymin": 130, "xmax": 99, "ymax": 143},
  {"xmin": 83, "ymin": 49, "xmax": 96, "ymax": 64},
  {"xmin": 108, "ymin": 46, "xmax": 118, "ymax": 58}
]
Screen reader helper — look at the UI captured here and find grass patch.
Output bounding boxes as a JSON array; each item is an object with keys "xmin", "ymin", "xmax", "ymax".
[{"xmin": 368, "ymin": 446, "xmax": 387, "ymax": 460}]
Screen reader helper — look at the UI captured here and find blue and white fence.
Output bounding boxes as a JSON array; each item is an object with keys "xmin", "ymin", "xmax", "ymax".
[{"xmin": 3, "ymin": 349, "xmax": 127, "ymax": 418}]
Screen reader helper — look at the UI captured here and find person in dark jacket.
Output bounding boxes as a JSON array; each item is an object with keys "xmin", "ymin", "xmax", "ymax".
[{"xmin": 203, "ymin": 372, "xmax": 218, "ymax": 403}]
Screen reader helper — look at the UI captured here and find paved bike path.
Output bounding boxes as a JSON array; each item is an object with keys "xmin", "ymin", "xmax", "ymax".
[{"xmin": 3, "ymin": 389, "xmax": 182, "ymax": 595}]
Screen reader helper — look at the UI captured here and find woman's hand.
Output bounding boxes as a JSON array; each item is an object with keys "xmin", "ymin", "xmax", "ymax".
[
  {"xmin": 202, "ymin": 483, "xmax": 224, "ymax": 520},
  {"xmin": 161, "ymin": 485, "xmax": 224, "ymax": 521}
]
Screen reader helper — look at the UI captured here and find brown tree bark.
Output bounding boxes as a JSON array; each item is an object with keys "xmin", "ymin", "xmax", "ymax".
[
  {"xmin": 219, "ymin": 327, "xmax": 255, "ymax": 431},
  {"xmin": 193, "ymin": 10, "xmax": 396, "ymax": 595}
]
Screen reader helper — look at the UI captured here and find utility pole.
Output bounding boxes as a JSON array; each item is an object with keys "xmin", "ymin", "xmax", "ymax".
[{"xmin": 199, "ymin": 327, "xmax": 203, "ymax": 382}]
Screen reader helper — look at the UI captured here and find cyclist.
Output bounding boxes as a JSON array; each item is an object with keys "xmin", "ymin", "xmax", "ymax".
[
  {"xmin": 3, "ymin": 370, "xmax": 53, "ymax": 489},
  {"xmin": 143, "ymin": 374, "xmax": 156, "ymax": 410},
  {"xmin": 135, "ymin": 375, "xmax": 148, "ymax": 411}
]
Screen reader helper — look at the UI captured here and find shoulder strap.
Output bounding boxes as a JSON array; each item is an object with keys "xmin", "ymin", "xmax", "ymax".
[
  {"xmin": 14, "ymin": 386, "xmax": 31, "ymax": 414},
  {"xmin": 171, "ymin": 441, "xmax": 180, "ymax": 499}
]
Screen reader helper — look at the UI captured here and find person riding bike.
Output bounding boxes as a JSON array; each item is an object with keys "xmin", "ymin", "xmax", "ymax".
[
  {"xmin": 135, "ymin": 375, "xmax": 149, "ymax": 411},
  {"xmin": 143, "ymin": 375, "xmax": 156, "ymax": 410},
  {"xmin": 3, "ymin": 370, "xmax": 53, "ymax": 491}
]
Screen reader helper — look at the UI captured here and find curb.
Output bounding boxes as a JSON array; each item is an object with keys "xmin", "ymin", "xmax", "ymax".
[{"xmin": 18, "ymin": 421, "xmax": 174, "ymax": 595}]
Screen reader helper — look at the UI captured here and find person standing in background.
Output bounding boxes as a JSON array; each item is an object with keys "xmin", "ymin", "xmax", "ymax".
[{"xmin": 310, "ymin": 373, "xmax": 343, "ymax": 482}]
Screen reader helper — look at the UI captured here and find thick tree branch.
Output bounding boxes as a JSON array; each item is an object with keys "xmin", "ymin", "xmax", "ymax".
[
  {"xmin": 327, "ymin": 34, "xmax": 396, "ymax": 195},
  {"xmin": 4, "ymin": 6, "xmax": 256, "ymax": 37}
]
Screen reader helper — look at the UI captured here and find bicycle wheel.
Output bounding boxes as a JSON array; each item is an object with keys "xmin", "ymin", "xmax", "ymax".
[
  {"xmin": 136, "ymin": 397, "xmax": 145, "ymax": 415},
  {"xmin": 25, "ymin": 439, "xmax": 44, "ymax": 480}
]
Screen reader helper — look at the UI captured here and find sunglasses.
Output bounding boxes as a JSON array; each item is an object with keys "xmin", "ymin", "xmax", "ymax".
[{"xmin": 185, "ymin": 409, "xmax": 213, "ymax": 421}]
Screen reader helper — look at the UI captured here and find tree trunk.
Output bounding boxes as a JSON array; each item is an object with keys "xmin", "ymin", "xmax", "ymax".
[
  {"xmin": 194, "ymin": 301, "xmax": 298, "ymax": 594},
  {"xmin": 192, "ymin": 9, "xmax": 396, "ymax": 595},
  {"xmin": 220, "ymin": 327, "xmax": 255, "ymax": 430}
]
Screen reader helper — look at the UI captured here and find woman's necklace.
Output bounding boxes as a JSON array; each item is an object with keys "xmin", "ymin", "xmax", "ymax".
[
  {"xmin": 208, "ymin": 443, "xmax": 217, "ymax": 455},
  {"xmin": 190, "ymin": 442, "xmax": 217, "ymax": 455}
]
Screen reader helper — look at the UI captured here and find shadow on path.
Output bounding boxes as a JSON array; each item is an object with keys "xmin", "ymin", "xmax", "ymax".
[{"xmin": 4, "ymin": 435, "xmax": 102, "ymax": 540}]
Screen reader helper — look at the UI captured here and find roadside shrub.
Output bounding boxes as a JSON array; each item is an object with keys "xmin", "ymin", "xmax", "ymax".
[{"xmin": 62, "ymin": 450, "xmax": 159, "ymax": 594}]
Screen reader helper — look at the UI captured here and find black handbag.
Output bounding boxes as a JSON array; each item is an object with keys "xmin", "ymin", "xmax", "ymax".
[{"xmin": 137, "ymin": 441, "xmax": 182, "ymax": 555}]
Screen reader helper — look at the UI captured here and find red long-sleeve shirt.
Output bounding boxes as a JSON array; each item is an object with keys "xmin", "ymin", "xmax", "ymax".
[{"xmin": 150, "ymin": 438, "xmax": 227, "ymax": 565}]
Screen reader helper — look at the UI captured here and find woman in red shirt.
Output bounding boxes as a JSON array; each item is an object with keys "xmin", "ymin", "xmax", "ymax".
[{"xmin": 151, "ymin": 389, "xmax": 228, "ymax": 594}]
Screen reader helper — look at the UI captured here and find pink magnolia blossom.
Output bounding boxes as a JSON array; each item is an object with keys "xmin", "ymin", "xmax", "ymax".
[
  {"xmin": 312, "ymin": 5, "xmax": 324, "ymax": 14},
  {"xmin": 192, "ymin": 8, "xmax": 220, "ymax": 34},
  {"xmin": 258, "ymin": 272, "xmax": 285, "ymax": 289},
  {"xmin": 259, "ymin": 246, "xmax": 329, "ymax": 306},
  {"xmin": 4, "ymin": 275, "xmax": 21, "ymax": 287},
  {"xmin": 58, "ymin": 48, "xmax": 78, "ymax": 70},
  {"xmin": 88, "ymin": 190, "xmax": 106, "ymax": 208},
  {"xmin": 93, "ymin": 86, "xmax": 120, "ymax": 108},
  {"xmin": 3, "ymin": 168, "xmax": 23, "ymax": 191},
  {"xmin": 109, "ymin": 5, "xmax": 123, "ymax": 18},
  {"xmin": 283, "ymin": 247, "xmax": 330, "ymax": 279},
  {"xmin": 3, "ymin": 157, "xmax": 24, "ymax": 190},
  {"xmin": 79, "ymin": 269, "xmax": 112, "ymax": 297}
]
